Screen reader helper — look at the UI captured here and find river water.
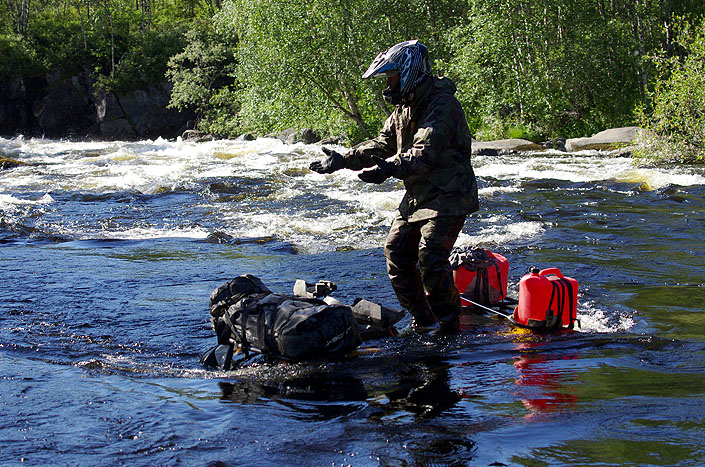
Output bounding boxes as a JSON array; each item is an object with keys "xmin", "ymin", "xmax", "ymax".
[{"xmin": 1, "ymin": 135, "xmax": 704, "ymax": 466}]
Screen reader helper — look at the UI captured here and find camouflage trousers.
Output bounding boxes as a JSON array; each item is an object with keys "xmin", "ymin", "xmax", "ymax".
[{"xmin": 384, "ymin": 214, "xmax": 466, "ymax": 324}]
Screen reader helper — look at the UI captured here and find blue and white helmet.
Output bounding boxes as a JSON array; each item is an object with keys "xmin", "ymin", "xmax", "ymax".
[{"xmin": 362, "ymin": 40, "xmax": 431, "ymax": 99}]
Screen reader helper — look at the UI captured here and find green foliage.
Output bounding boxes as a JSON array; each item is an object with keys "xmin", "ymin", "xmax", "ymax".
[
  {"xmin": 215, "ymin": 0, "xmax": 467, "ymax": 141},
  {"xmin": 166, "ymin": 21, "xmax": 239, "ymax": 136},
  {"xmin": 3, "ymin": 0, "xmax": 705, "ymax": 153},
  {"xmin": 0, "ymin": 34, "xmax": 43, "ymax": 76},
  {"xmin": 0, "ymin": 0, "xmax": 208, "ymax": 89},
  {"xmin": 106, "ymin": 24, "xmax": 189, "ymax": 94},
  {"xmin": 440, "ymin": 0, "xmax": 662, "ymax": 141},
  {"xmin": 636, "ymin": 19, "xmax": 705, "ymax": 163}
]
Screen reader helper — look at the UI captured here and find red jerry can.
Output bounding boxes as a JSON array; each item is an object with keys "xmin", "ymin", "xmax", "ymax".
[{"xmin": 513, "ymin": 267, "xmax": 578, "ymax": 330}]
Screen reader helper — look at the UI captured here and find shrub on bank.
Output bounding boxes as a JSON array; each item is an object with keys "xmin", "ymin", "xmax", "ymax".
[{"xmin": 636, "ymin": 19, "xmax": 705, "ymax": 164}]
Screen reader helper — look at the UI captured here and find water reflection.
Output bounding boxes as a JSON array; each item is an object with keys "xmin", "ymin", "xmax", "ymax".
[
  {"xmin": 512, "ymin": 351, "xmax": 579, "ymax": 419},
  {"xmin": 216, "ymin": 353, "xmax": 461, "ymax": 422},
  {"xmin": 378, "ymin": 356, "xmax": 461, "ymax": 420},
  {"xmin": 219, "ymin": 373, "xmax": 369, "ymax": 421}
]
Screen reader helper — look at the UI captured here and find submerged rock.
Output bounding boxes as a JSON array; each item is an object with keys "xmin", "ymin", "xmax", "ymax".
[{"xmin": 0, "ymin": 155, "xmax": 29, "ymax": 170}]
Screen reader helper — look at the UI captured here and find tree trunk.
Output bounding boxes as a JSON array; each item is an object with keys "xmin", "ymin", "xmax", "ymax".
[
  {"xmin": 342, "ymin": 85, "xmax": 371, "ymax": 138},
  {"xmin": 12, "ymin": 0, "xmax": 30, "ymax": 35},
  {"xmin": 76, "ymin": 0, "xmax": 88, "ymax": 50},
  {"xmin": 632, "ymin": 0, "xmax": 649, "ymax": 91},
  {"xmin": 102, "ymin": 0, "xmax": 115, "ymax": 74},
  {"xmin": 140, "ymin": 0, "xmax": 151, "ymax": 32}
]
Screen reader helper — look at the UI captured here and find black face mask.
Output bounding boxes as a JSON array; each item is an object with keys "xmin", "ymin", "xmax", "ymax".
[{"xmin": 382, "ymin": 81, "xmax": 402, "ymax": 105}]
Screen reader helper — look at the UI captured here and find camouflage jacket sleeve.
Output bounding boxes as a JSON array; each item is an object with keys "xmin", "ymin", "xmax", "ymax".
[{"xmin": 342, "ymin": 114, "xmax": 397, "ymax": 171}]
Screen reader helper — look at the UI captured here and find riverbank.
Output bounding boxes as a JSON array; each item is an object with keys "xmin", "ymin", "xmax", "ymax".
[
  {"xmin": 471, "ymin": 127, "xmax": 640, "ymax": 157},
  {"xmin": 0, "ymin": 126, "xmax": 642, "ymax": 174}
]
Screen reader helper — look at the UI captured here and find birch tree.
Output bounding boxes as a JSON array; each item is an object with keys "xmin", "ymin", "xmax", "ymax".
[{"xmin": 216, "ymin": 0, "xmax": 466, "ymax": 140}]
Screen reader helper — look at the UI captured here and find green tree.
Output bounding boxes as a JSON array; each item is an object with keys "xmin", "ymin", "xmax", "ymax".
[
  {"xmin": 636, "ymin": 18, "xmax": 705, "ymax": 163},
  {"xmin": 0, "ymin": 0, "xmax": 212, "ymax": 85},
  {"xmin": 441, "ymin": 0, "xmax": 670, "ymax": 140},
  {"xmin": 166, "ymin": 21, "xmax": 239, "ymax": 136},
  {"xmin": 215, "ymin": 0, "xmax": 467, "ymax": 141}
]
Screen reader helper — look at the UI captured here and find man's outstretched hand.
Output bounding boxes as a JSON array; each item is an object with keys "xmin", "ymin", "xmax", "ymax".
[
  {"xmin": 309, "ymin": 147, "xmax": 345, "ymax": 174},
  {"xmin": 358, "ymin": 155, "xmax": 394, "ymax": 184}
]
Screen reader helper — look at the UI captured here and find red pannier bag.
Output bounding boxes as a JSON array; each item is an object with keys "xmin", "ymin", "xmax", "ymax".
[{"xmin": 450, "ymin": 246, "xmax": 509, "ymax": 306}]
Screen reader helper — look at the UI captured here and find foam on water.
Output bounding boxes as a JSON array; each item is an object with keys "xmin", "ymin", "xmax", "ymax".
[
  {"xmin": 2, "ymin": 136, "xmax": 704, "ymax": 248},
  {"xmin": 0, "ymin": 136, "xmax": 304, "ymax": 194},
  {"xmin": 576, "ymin": 300, "xmax": 636, "ymax": 333},
  {"xmin": 479, "ymin": 185, "xmax": 522, "ymax": 197},
  {"xmin": 322, "ymin": 187, "xmax": 403, "ymax": 215},
  {"xmin": 456, "ymin": 220, "xmax": 544, "ymax": 247},
  {"xmin": 0, "ymin": 193, "xmax": 54, "ymax": 206},
  {"xmin": 474, "ymin": 152, "xmax": 705, "ymax": 189},
  {"xmin": 614, "ymin": 167, "xmax": 705, "ymax": 190}
]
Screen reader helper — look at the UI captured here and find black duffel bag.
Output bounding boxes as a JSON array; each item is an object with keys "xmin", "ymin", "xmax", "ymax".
[{"xmin": 208, "ymin": 274, "xmax": 361, "ymax": 364}]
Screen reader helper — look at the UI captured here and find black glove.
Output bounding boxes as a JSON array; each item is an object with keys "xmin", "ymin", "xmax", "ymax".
[
  {"xmin": 358, "ymin": 155, "xmax": 395, "ymax": 184},
  {"xmin": 309, "ymin": 147, "xmax": 345, "ymax": 174}
]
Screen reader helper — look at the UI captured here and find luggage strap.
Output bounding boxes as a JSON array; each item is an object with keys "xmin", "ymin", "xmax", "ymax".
[
  {"xmin": 460, "ymin": 248, "xmax": 504, "ymax": 305},
  {"xmin": 223, "ymin": 297, "xmax": 260, "ymax": 358},
  {"xmin": 545, "ymin": 278, "xmax": 575, "ymax": 330}
]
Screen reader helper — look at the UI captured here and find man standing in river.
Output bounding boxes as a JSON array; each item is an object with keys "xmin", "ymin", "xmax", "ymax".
[{"xmin": 310, "ymin": 40, "xmax": 478, "ymax": 331}]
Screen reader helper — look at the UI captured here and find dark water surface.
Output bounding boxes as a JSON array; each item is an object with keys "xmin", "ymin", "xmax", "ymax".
[{"xmin": 1, "ymin": 137, "xmax": 704, "ymax": 466}]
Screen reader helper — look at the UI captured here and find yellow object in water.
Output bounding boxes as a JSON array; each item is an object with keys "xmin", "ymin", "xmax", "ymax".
[
  {"xmin": 615, "ymin": 169, "xmax": 662, "ymax": 191},
  {"xmin": 214, "ymin": 151, "xmax": 248, "ymax": 160}
]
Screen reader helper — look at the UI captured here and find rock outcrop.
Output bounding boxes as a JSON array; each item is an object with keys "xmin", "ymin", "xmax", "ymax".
[
  {"xmin": 565, "ymin": 127, "xmax": 640, "ymax": 152},
  {"xmin": 1, "ymin": 72, "xmax": 194, "ymax": 140},
  {"xmin": 96, "ymin": 82, "xmax": 193, "ymax": 140},
  {"xmin": 471, "ymin": 138, "xmax": 545, "ymax": 156}
]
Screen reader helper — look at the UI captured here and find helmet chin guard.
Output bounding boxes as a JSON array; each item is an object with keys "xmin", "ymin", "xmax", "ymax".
[{"xmin": 363, "ymin": 40, "xmax": 431, "ymax": 101}]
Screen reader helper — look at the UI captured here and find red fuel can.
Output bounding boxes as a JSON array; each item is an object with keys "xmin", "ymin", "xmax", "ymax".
[
  {"xmin": 453, "ymin": 249, "xmax": 509, "ymax": 305},
  {"xmin": 513, "ymin": 267, "xmax": 578, "ymax": 330}
]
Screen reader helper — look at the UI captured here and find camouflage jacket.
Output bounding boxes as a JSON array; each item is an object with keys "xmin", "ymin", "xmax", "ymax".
[{"xmin": 344, "ymin": 76, "xmax": 478, "ymax": 222}]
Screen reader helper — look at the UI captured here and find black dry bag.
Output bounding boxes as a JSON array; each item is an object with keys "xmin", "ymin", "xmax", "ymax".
[{"xmin": 208, "ymin": 275, "xmax": 361, "ymax": 362}]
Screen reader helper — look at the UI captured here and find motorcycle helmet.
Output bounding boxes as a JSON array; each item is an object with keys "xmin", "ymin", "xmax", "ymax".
[{"xmin": 362, "ymin": 40, "xmax": 431, "ymax": 104}]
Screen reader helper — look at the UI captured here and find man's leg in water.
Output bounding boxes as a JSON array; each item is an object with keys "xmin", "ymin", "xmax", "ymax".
[
  {"xmin": 384, "ymin": 215, "xmax": 435, "ymax": 326},
  {"xmin": 418, "ymin": 216, "xmax": 466, "ymax": 329}
]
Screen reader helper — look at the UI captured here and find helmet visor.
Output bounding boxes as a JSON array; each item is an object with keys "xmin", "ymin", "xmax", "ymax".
[{"xmin": 362, "ymin": 51, "xmax": 401, "ymax": 79}]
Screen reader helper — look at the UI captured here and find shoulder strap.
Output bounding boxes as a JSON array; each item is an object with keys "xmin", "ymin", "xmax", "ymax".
[
  {"xmin": 545, "ymin": 278, "xmax": 576, "ymax": 330},
  {"xmin": 559, "ymin": 278, "xmax": 575, "ymax": 329},
  {"xmin": 545, "ymin": 282, "xmax": 558, "ymax": 329},
  {"xmin": 473, "ymin": 267, "xmax": 490, "ymax": 306},
  {"xmin": 492, "ymin": 259, "xmax": 504, "ymax": 301}
]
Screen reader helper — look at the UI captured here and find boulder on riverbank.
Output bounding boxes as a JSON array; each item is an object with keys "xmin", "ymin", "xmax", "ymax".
[
  {"xmin": 471, "ymin": 138, "xmax": 545, "ymax": 156},
  {"xmin": 471, "ymin": 127, "xmax": 641, "ymax": 155},
  {"xmin": 565, "ymin": 127, "xmax": 639, "ymax": 152},
  {"xmin": 276, "ymin": 128, "xmax": 322, "ymax": 144}
]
